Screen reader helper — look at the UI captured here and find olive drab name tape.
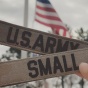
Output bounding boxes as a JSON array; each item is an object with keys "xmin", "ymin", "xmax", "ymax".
[
  {"xmin": 0, "ymin": 48, "xmax": 88, "ymax": 87},
  {"xmin": 0, "ymin": 20, "xmax": 88, "ymax": 86}
]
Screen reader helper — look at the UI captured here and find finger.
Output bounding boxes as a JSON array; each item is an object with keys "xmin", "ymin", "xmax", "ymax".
[
  {"xmin": 75, "ymin": 72, "xmax": 83, "ymax": 78},
  {"xmin": 79, "ymin": 63, "xmax": 88, "ymax": 80}
]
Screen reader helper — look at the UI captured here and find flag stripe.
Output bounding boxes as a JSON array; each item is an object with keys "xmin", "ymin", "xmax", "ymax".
[
  {"xmin": 36, "ymin": 5, "xmax": 56, "ymax": 12},
  {"xmin": 35, "ymin": 19, "xmax": 59, "ymax": 27},
  {"xmin": 35, "ymin": 19, "xmax": 66, "ymax": 30},
  {"xmin": 36, "ymin": 8, "xmax": 58, "ymax": 17},
  {"xmin": 36, "ymin": 12, "xmax": 61, "ymax": 21},
  {"xmin": 35, "ymin": 15, "xmax": 66, "ymax": 28}
]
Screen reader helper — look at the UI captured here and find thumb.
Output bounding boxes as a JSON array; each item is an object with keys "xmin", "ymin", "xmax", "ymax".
[{"xmin": 79, "ymin": 63, "xmax": 88, "ymax": 80}]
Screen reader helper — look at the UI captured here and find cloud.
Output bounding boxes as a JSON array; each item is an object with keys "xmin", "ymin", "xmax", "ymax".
[
  {"xmin": 1, "ymin": 0, "xmax": 88, "ymax": 29},
  {"xmin": 0, "ymin": 0, "xmax": 24, "ymax": 25},
  {"xmin": 0, "ymin": 0, "xmax": 25, "ymax": 57}
]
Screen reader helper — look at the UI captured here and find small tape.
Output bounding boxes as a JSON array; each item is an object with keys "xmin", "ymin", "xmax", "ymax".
[{"xmin": 0, "ymin": 48, "xmax": 88, "ymax": 87}]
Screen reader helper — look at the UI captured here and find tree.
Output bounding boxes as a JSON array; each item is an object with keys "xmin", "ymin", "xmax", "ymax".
[{"xmin": 75, "ymin": 27, "xmax": 88, "ymax": 41}]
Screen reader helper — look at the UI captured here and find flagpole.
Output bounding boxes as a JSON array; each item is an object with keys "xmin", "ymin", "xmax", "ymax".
[
  {"xmin": 32, "ymin": 0, "xmax": 37, "ymax": 28},
  {"xmin": 23, "ymin": 0, "xmax": 28, "ymax": 27},
  {"xmin": 29, "ymin": 0, "xmax": 37, "ymax": 58},
  {"xmin": 21, "ymin": 0, "xmax": 29, "ymax": 58}
]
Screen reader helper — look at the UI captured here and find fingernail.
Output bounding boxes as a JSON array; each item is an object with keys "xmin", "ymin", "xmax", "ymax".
[{"xmin": 79, "ymin": 63, "xmax": 88, "ymax": 79}]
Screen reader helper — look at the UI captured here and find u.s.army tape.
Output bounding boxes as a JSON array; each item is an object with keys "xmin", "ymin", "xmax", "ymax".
[
  {"xmin": 0, "ymin": 20, "xmax": 88, "ymax": 54},
  {"xmin": 0, "ymin": 48, "xmax": 88, "ymax": 87}
]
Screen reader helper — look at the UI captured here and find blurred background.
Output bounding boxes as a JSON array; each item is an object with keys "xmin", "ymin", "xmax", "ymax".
[{"xmin": 0, "ymin": 0, "xmax": 88, "ymax": 88}]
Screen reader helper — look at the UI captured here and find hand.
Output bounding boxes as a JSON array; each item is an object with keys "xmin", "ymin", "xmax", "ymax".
[{"xmin": 76, "ymin": 63, "xmax": 88, "ymax": 80}]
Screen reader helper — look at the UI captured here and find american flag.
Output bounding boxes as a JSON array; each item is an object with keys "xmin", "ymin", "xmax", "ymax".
[{"xmin": 35, "ymin": 0, "xmax": 71, "ymax": 38}]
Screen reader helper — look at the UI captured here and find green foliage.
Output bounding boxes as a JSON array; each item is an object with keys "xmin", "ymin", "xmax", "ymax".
[
  {"xmin": 75, "ymin": 28, "xmax": 88, "ymax": 41},
  {"xmin": 0, "ymin": 47, "xmax": 21, "ymax": 61}
]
